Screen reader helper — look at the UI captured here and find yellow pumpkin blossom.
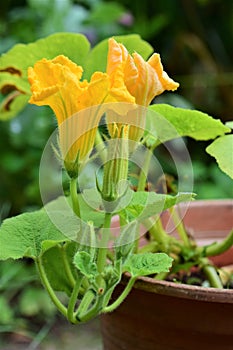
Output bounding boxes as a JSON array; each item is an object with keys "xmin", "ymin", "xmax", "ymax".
[
  {"xmin": 28, "ymin": 41, "xmax": 179, "ymax": 176},
  {"xmin": 28, "ymin": 55, "xmax": 134, "ymax": 176},
  {"xmin": 106, "ymin": 39, "xmax": 179, "ymax": 142},
  {"xmin": 107, "ymin": 38, "xmax": 179, "ymax": 106}
]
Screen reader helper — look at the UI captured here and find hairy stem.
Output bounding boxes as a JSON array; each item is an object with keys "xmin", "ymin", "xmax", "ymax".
[
  {"xmin": 96, "ymin": 212, "xmax": 112, "ymax": 285},
  {"xmin": 198, "ymin": 229, "xmax": 233, "ymax": 257},
  {"xmin": 67, "ymin": 276, "xmax": 84, "ymax": 324},
  {"xmin": 103, "ymin": 276, "xmax": 137, "ymax": 313},
  {"xmin": 36, "ymin": 257, "xmax": 67, "ymax": 317},
  {"xmin": 70, "ymin": 177, "xmax": 80, "ymax": 217},
  {"xmin": 75, "ymin": 289, "xmax": 96, "ymax": 321},
  {"xmin": 137, "ymin": 148, "xmax": 153, "ymax": 191},
  {"xmin": 169, "ymin": 206, "xmax": 191, "ymax": 248},
  {"xmin": 144, "ymin": 216, "xmax": 172, "ymax": 252},
  {"xmin": 202, "ymin": 262, "xmax": 223, "ymax": 289},
  {"xmin": 60, "ymin": 244, "xmax": 76, "ymax": 287}
]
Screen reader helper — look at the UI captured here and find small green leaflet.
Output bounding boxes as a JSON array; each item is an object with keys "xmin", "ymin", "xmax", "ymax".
[
  {"xmin": 119, "ymin": 191, "xmax": 194, "ymax": 222},
  {"xmin": 123, "ymin": 252, "xmax": 173, "ymax": 278},
  {"xmin": 73, "ymin": 251, "xmax": 98, "ymax": 279}
]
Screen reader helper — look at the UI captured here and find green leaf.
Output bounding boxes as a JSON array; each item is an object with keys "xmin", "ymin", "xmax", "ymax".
[
  {"xmin": 226, "ymin": 121, "xmax": 233, "ymax": 130},
  {"xmin": 123, "ymin": 252, "xmax": 173, "ymax": 278},
  {"xmin": 83, "ymin": 34, "xmax": 153, "ymax": 80},
  {"xmin": 147, "ymin": 104, "xmax": 230, "ymax": 145},
  {"xmin": 120, "ymin": 191, "xmax": 194, "ymax": 222},
  {"xmin": 0, "ymin": 32, "xmax": 90, "ymax": 78},
  {"xmin": 0, "ymin": 92, "xmax": 29, "ymax": 121},
  {"xmin": 73, "ymin": 251, "xmax": 98, "ymax": 279},
  {"xmin": 78, "ymin": 189, "xmax": 105, "ymax": 228},
  {"xmin": 42, "ymin": 242, "xmax": 78, "ymax": 296},
  {"xmin": 44, "ymin": 196, "xmax": 81, "ymax": 240},
  {"xmin": 0, "ymin": 209, "xmax": 68, "ymax": 260},
  {"xmin": 206, "ymin": 135, "xmax": 233, "ymax": 179},
  {"xmin": 0, "ymin": 32, "xmax": 90, "ymax": 120},
  {"xmin": 115, "ymin": 221, "xmax": 139, "ymax": 258}
]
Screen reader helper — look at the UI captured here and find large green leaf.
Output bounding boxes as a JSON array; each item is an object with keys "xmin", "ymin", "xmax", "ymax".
[
  {"xmin": 123, "ymin": 252, "xmax": 173, "ymax": 278},
  {"xmin": 0, "ymin": 32, "xmax": 90, "ymax": 120},
  {"xmin": 120, "ymin": 191, "xmax": 194, "ymax": 222},
  {"xmin": 41, "ymin": 242, "xmax": 78, "ymax": 296},
  {"xmin": 0, "ymin": 91, "xmax": 29, "ymax": 121},
  {"xmin": 83, "ymin": 34, "xmax": 153, "ymax": 80},
  {"xmin": 0, "ymin": 209, "xmax": 68, "ymax": 260},
  {"xmin": 147, "ymin": 104, "xmax": 230, "ymax": 145},
  {"xmin": 0, "ymin": 32, "xmax": 90, "ymax": 77},
  {"xmin": 206, "ymin": 135, "xmax": 233, "ymax": 179}
]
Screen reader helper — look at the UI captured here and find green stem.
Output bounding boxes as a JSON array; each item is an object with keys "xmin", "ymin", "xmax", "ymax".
[
  {"xmin": 36, "ymin": 257, "xmax": 67, "ymax": 318},
  {"xmin": 198, "ymin": 229, "xmax": 233, "ymax": 257},
  {"xmin": 67, "ymin": 276, "xmax": 84, "ymax": 324},
  {"xmin": 103, "ymin": 276, "xmax": 137, "ymax": 313},
  {"xmin": 77, "ymin": 296, "xmax": 101, "ymax": 323},
  {"xmin": 137, "ymin": 147, "xmax": 153, "ymax": 191},
  {"xmin": 144, "ymin": 216, "xmax": 171, "ymax": 251},
  {"xmin": 70, "ymin": 177, "xmax": 80, "ymax": 217},
  {"xmin": 154, "ymin": 271, "xmax": 169, "ymax": 280},
  {"xmin": 202, "ymin": 262, "xmax": 223, "ymax": 289},
  {"xmin": 96, "ymin": 212, "xmax": 112, "ymax": 285},
  {"xmin": 169, "ymin": 207, "xmax": 191, "ymax": 248},
  {"xmin": 75, "ymin": 289, "xmax": 95, "ymax": 320},
  {"xmin": 60, "ymin": 244, "xmax": 76, "ymax": 287}
]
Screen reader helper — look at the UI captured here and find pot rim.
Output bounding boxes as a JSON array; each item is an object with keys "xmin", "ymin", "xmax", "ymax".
[
  {"xmin": 131, "ymin": 275, "xmax": 233, "ymax": 304},
  {"xmin": 173, "ymin": 198, "xmax": 233, "ymax": 209},
  {"xmin": 125, "ymin": 199, "xmax": 233, "ymax": 304}
]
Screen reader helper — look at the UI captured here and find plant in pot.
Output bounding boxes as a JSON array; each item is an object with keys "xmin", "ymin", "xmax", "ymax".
[{"xmin": 0, "ymin": 33, "xmax": 232, "ymax": 350}]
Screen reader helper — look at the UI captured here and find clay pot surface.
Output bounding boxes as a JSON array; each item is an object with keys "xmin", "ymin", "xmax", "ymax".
[{"xmin": 101, "ymin": 200, "xmax": 233, "ymax": 350}]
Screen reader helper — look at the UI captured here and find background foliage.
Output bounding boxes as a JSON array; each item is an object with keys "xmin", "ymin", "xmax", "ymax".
[{"xmin": 0, "ymin": 0, "xmax": 232, "ymax": 347}]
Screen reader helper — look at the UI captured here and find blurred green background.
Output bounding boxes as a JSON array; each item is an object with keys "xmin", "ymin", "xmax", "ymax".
[{"xmin": 0, "ymin": 0, "xmax": 232, "ymax": 347}]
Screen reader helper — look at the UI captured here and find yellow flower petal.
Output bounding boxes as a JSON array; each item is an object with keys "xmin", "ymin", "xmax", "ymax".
[
  {"xmin": 28, "ymin": 55, "xmax": 84, "ymax": 125},
  {"xmin": 107, "ymin": 38, "xmax": 179, "ymax": 107},
  {"xmin": 107, "ymin": 39, "xmax": 135, "ymax": 105},
  {"xmin": 148, "ymin": 53, "xmax": 179, "ymax": 93},
  {"xmin": 105, "ymin": 38, "xmax": 179, "ymax": 142},
  {"xmin": 28, "ymin": 56, "xmax": 110, "ymax": 168}
]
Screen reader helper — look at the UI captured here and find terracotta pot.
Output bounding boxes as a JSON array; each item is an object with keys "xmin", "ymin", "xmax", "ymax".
[{"xmin": 101, "ymin": 200, "xmax": 233, "ymax": 350}]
